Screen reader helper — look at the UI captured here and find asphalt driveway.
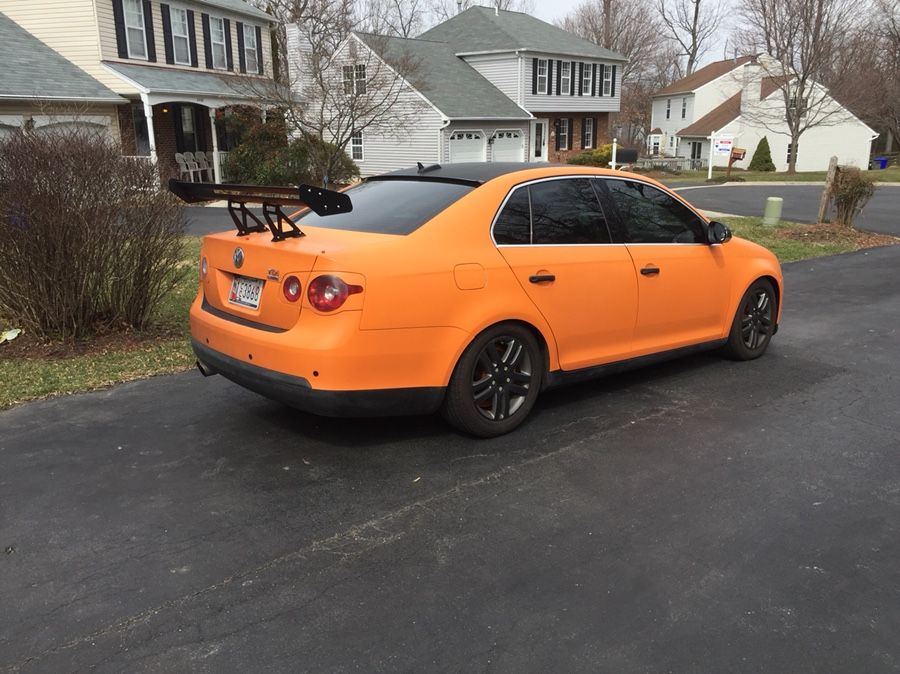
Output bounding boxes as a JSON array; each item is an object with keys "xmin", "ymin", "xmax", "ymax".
[
  {"xmin": 674, "ymin": 184, "xmax": 900, "ymax": 236},
  {"xmin": 2, "ymin": 247, "xmax": 899, "ymax": 672}
]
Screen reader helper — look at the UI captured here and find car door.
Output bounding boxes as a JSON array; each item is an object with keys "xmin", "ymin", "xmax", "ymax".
[
  {"xmin": 494, "ymin": 177, "xmax": 638, "ymax": 371},
  {"xmin": 597, "ymin": 177, "xmax": 731, "ymax": 356}
]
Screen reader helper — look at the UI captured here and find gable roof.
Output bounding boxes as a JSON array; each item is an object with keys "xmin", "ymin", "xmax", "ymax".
[
  {"xmin": 192, "ymin": 0, "xmax": 273, "ymax": 22},
  {"xmin": 354, "ymin": 33, "xmax": 531, "ymax": 119},
  {"xmin": 655, "ymin": 56, "xmax": 753, "ymax": 96},
  {"xmin": 0, "ymin": 12, "xmax": 125, "ymax": 103},
  {"xmin": 677, "ymin": 92, "xmax": 741, "ymax": 136},
  {"xmin": 419, "ymin": 6, "xmax": 626, "ymax": 61}
]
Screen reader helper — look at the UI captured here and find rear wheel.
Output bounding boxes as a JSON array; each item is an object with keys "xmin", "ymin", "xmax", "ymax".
[
  {"xmin": 442, "ymin": 324, "xmax": 543, "ymax": 437},
  {"xmin": 724, "ymin": 279, "xmax": 777, "ymax": 360}
]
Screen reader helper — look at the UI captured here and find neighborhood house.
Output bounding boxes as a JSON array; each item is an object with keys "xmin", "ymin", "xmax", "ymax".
[{"xmin": 647, "ymin": 55, "xmax": 878, "ymax": 172}]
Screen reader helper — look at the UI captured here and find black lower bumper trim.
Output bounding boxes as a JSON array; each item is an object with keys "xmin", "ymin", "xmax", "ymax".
[{"xmin": 191, "ymin": 339, "xmax": 445, "ymax": 417}]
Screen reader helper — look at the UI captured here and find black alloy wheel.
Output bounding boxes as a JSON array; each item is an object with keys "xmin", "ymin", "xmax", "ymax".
[{"xmin": 725, "ymin": 279, "xmax": 777, "ymax": 360}]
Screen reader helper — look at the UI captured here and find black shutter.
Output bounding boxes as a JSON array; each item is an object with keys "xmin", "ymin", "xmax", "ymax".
[
  {"xmin": 161, "ymin": 4, "xmax": 174, "ymax": 64},
  {"xmin": 582, "ymin": 116, "xmax": 587, "ymax": 148},
  {"xmin": 547, "ymin": 59, "xmax": 553, "ymax": 96},
  {"xmin": 531, "ymin": 58, "xmax": 538, "ymax": 94},
  {"xmin": 568, "ymin": 119, "xmax": 573, "ymax": 149},
  {"xmin": 555, "ymin": 60, "xmax": 560, "ymax": 95},
  {"xmin": 598, "ymin": 64, "xmax": 605, "ymax": 96},
  {"xmin": 592, "ymin": 117, "xmax": 597, "ymax": 146},
  {"xmin": 187, "ymin": 10, "xmax": 198, "ymax": 67},
  {"xmin": 578, "ymin": 62, "xmax": 584, "ymax": 95},
  {"xmin": 592, "ymin": 64, "xmax": 597, "ymax": 96},
  {"xmin": 201, "ymin": 14, "xmax": 212, "ymax": 68},
  {"xmin": 224, "ymin": 19, "xmax": 233, "ymax": 70},
  {"xmin": 255, "ymin": 26, "xmax": 263, "ymax": 74},
  {"xmin": 611, "ymin": 65, "xmax": 617, "ymax": 96},
  {"xmin": 555, "ymin": 119, "xmax": 560, "ymax": 151},
  {"xmin": 112, "ymin": 0, "xmax": 128, "ymax": 58},
  {"xmin": 237, "ymin": 22, "xmax": 246, "ymax": 73},
  {"xmin": 142, "ymin": 1, "xmax": 156, "ymax": 61}
]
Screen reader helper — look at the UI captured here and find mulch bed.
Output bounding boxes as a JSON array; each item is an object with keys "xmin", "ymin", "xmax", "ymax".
[
  {"xmin": 775, "ymin": 223, "xmax": 898, "ymax": 248},
  {"xmin": 0, "ymin": 328, "xmax": 180, "ymax": 362}
]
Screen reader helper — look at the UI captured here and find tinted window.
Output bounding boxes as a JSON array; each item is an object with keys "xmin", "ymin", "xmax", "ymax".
[
  {"xmin": 493, "ymin": 188, "xmax": 531, "ymax": 244},
  {"xmin": 529, "ymin": 178, "xmax": 611, "ymax": 244},
  {"xmin": 296, "ymin": 179, "xmax": 473, "ymax": 235},
  {"xmin": 604, "ymin": 179, "xmax": 705, "ymax": 244}
]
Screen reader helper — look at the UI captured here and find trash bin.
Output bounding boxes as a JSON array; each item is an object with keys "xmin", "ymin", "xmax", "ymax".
[{"xmin": 873, "ymin": 156, "xmax": 889, "ymax": 170}]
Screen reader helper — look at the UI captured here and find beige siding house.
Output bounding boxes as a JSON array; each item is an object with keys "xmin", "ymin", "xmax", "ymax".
[{"xmin": 0, "ymin": 0, "xmax": 279, "ymax": 181}]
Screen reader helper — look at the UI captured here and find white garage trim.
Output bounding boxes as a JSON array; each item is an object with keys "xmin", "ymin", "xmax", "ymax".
[
  {"xmin": 491, "ymin": 128, "xmax": 525, "ymax": 162},
  {"xmin": 449, "ymin": 128, "xmax": 486, "ymax": 163}
]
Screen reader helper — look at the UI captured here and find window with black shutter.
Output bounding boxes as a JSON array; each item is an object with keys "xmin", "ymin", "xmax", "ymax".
[
  {"xmin": 223, "ymin": 19, "xmax": 233, "ymax": 70},
  {"xmin": 611, "ymin": 65, "xmax": 617, "ymax": 96},
  {"xmin": 255, "ymin": 26, "xmax": 264, "ymax": 74},
  {"xmin": 201, "ymin": 14, "xmax": 213, "ymax": 68},
  {"xmin": 187, "ymin": 10, "xmax": 198, "ymax": 66},
  {"xmin": 237, "ymin": 21, "xmax": 246, "ymax": 72}
]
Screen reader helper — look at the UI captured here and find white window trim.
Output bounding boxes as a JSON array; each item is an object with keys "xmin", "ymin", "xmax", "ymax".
[
  {"xmin": 243, "ymin": 23, "xmax": 259, "ymax": 73},
  {"xmin": 123, "ymin": 0, "xmax": 148, "ymax": 61},
  {"xmin": 536, "ymin": 59, "xmax": 548, "ymax": 95},
  {"xmin": 209, "ymin": 16, "xmax": 227, "ymax": 70},
  {"xmin": 170, "ymin": 6, "xmax": 191, "ymax": 66},
  {"xmin": 350, "ymin": 130, "xmax": 363, "ymax": 161},
  {"xmin": 560, "ymin": 62, "xmax": 571, "ymax": 96},
  {"xmin": 603, "ymin": 67, "xmax": 613, "ymax": 96},
  {"xmin": 582, "ymin": 63, "xmax": 592, "ymax": 95},
  {"xmin": 584, "ymin": 117, "xmax": 594, "ymax": 149},
  {"xmin": 558, "ymin": 118, "xmax": 569, "ymax": 151}
]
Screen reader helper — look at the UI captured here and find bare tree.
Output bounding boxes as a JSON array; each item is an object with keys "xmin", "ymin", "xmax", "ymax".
[
  {"xmin": 655, "ymin": 0, "xmax": 722, "ymax": 75},
  {"xmin": 429, "ymin": 0, "xmax": 534, "ymax": 22},
  {"xmin": 358, "ymin": 0, "xmax": 427, "ymax": 37},
  {"xmin": 737, "ymin": 0, "xmax": 864, "ymax": 173}
]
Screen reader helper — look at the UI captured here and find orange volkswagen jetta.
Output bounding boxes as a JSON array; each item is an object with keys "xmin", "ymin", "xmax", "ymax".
[{"xmin": 174, "ymin": 164, "xmax": 783, "ymax": 437}]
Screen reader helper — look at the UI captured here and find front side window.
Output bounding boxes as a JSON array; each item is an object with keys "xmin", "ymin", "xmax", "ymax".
[
  {"xmin": 603, "ymin": 179, "xmax": 705, "ymax": 244},
  {"xmin": 603, "ymin": 66, "xmax": 613, "ymax": 96},
  {"xmin": 536, "ymin": 59, "xmax": 548, "ymax": 94},
  {"xmin": 350, "ymin": 130, "xmax": 363, "ymax": 160},
  {"xmin": 786, "ymin": 143, "xmax": 795, "ymax": 163},
  {"xmin": 583, "ymin": 117, "xmax": 594, "ymax": 149},
  {"xmin": 171, "ymin": 7, "xmax": 191, "ymax": 65},
  {"xmin": 123, "ymin": 0, "xmax": 148, "ymax": 59},
  {"xmin": 297, "ymin": 179, "xmax": 474, "ymax": 235},
  {"xmin": 243, "ymin": 24, "xmax": 259, "ymax": 73},
  {"xmin": 558, "ymin": 118, "xmax": 569, "ymax": 150},
  {"xmin": 354, "ymin": 64, "xmax": 367, "ymax": 94},
  {"xmin": 666, "ymin": 98, "xmax": 671, "ymax": 119},
  {"xmin": 493, "ymin": 179, "xmax": 611, "ymax": 245},
  {"xmin": 560, "ymin": 62, "xmax": 571, "ymax": 96},
  {"xmin": 681, "ymin": 97, "xmax": 687, "ymax": 119},
  {"xmin": 582, "ymin": 63, "xmax": 592, "ymax": 94},
  {"xmin": 210, "ymin": 16, "xmax": 227, "ymax": 69}
]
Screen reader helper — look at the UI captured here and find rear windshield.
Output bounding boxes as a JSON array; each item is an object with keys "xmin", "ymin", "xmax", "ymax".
[{"xmin": 295, "ymin": 179, "xmax": 475, "ymax": 235}]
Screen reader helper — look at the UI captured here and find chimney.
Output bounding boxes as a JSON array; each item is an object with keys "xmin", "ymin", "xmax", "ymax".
[
  {"xmin": 740, "ymin": 56, "xmax": 763, "ymax": 115},
  {"xmin": 494, "ymin": 4, "xmax": 499, "ymax": 15}
]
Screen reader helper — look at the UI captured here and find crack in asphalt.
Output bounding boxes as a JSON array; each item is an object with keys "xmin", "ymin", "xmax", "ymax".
[{"xmin": 5, "ymin": 400, "xmax": 689, "ymax": 672}]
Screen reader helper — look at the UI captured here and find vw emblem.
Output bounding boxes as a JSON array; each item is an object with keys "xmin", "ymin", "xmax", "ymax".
[{"xmin": 233, "ymin": 247, "xmax": 244, "ymax": 268}]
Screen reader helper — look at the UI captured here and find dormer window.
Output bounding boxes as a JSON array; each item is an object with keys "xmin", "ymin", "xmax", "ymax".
[
  {"xmin": 123, "ymin": 0, "xmax": 148, "ymax": 60},
  {"xmin": 560, "ymin": 62, "xmax": 571, "ymax": 96},
  {"xmin": 209, "ymin": 17, "xmax": 227, "ymax": 69},
  {"xmin": 536, "ymin": 59, "xmax": 548, "ymax": 95},
  {"xmin": 243, "ymin": 24, "xmax": 259, "ymax": 73}
]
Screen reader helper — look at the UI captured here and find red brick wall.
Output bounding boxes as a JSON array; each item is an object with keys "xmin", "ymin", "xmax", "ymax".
[
  {"xmin": 546, "ymin": 112, "xmax": 611, "ymax": 163},
  {"xmin": 152, "ymin": 104, "xmax": 178, "ymax": 181}
]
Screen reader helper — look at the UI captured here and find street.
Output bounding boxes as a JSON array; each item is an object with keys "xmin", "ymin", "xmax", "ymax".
[{"xmin": 1, "ymin": 246, "xmax": 899, "ymax": 672}]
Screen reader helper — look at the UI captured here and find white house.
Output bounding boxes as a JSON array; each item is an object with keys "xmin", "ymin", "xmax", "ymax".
[
  {"xmin": 287, "ymin": 6, "xmax": 627, "ymax": 176},
  {"xmin": 647, "ymin": 55, "xmax": 878, "ymax": 172}
]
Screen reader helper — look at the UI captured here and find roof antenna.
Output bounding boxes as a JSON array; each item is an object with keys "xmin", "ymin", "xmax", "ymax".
[{"xmin": 417, "ymin": 162, "xmax": 442, "ymax": 173}]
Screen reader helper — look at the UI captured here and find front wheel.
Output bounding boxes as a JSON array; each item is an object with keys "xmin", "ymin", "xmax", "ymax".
[
  {"xmin": 442, "ymin": 324, "xmax": 543, "ymax": 438},
  {"xmin": 724, "ymin": 279, "xmax": 777, "ymax": 360}
]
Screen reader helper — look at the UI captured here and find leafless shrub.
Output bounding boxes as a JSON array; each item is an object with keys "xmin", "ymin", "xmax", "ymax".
[
  {"xmin": 0, "ymin": 128, "xmax": 187, "ymax": 339},
  {"xmin": 832, "ymin": 167, "xmax": 876, "ymax": 227}
]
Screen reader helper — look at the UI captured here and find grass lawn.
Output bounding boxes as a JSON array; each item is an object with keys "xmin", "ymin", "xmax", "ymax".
[
  {"xmin": 650, "ymin": 165, "xmax": 900, "ymax": 185},
  {"xmin": 1, "ymin": 222, "xmax": 896, "ymax": 409}
]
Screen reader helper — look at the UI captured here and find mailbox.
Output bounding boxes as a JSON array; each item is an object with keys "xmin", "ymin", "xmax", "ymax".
[{"xmin": 731, "ymin": 148, "xmax": 746, "ymax": 161}]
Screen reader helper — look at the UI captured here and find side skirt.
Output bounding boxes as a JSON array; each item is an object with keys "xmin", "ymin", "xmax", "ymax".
[{"xmin": 545, "ymin": 339, "xmax": 728, "ymax": 389}]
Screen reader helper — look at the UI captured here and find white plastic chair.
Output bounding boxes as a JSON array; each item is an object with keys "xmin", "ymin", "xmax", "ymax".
[{"xmin": 175, "ymin": 153, "xmax": 201, "ymax": 182}]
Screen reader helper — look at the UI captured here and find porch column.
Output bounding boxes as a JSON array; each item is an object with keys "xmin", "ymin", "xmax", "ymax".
[
  {"xmin": 209, "ymin": 107, "xmax": 222, "ymax": 184},
  {"xmin": 141, "ymin": 94, "xmax": 157, "ymax": 166}
]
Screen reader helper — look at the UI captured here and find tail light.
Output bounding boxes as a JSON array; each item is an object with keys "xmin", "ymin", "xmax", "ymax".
[
  {"xmin": 283, "ymin": 275, "xmax": 302, "ymax": 302},
  {"xmin": 307, "ymin": 275, "xmax": 362, "ymax": 312}
]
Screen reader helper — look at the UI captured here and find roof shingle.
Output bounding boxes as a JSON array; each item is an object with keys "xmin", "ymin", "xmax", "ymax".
[
  {"xmin": 655, "ymin": 56, "xmax": 752, "ymax": 96},
  {"xmin": 420, "ymin": 6, "xmax": 626, "ymax": 61},
  {"xmin": 677, "ymin": 92, "xmax": 741, "ymax": 136}
]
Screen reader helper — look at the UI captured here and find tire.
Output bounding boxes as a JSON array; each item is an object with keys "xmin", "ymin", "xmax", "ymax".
[
  {"xmin": 724, "ymin": 279, "xmax": 778, "ymax": 360},
  {"xmin": 442, "ymin": 323, "xmax": 543, "ymax": 438}
]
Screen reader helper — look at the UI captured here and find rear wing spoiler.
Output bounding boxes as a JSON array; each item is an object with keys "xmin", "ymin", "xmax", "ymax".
[{"xmin": 168, "ymin": 179, "xmax": 352, "ymax": 241}]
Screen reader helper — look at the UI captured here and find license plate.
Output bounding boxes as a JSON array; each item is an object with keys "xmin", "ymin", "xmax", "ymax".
[{"xmin": 229, "ymin": 276, "xmax": 264, "ymax": 309}]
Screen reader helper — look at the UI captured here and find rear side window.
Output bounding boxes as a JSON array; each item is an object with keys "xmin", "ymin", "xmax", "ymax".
[
  {"xmin": 493, "ymin": 177, "xmax": 612, "ymax": 245},
  {"xmin": 296, "ymin": 179, "xmax": 474, "ymax": 235},
  {"xmin": 603, "ymin": 179, "xmax": 705, "ymax": 244}
]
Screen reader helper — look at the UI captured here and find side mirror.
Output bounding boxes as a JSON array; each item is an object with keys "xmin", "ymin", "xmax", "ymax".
[{"xmin": 708, "ymin": 221, "xmax": 732, "ymax": 245}]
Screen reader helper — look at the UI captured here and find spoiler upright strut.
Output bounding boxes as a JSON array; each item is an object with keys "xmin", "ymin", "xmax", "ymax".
[{"xmin": 168, "ymin": 179, "xmax": 352, "ymax": 242}]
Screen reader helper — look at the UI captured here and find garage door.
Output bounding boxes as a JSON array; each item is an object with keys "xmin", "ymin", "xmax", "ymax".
[
  {"xmin": 449, "ymin": 130, "xmax": 485, "ymax": 163},
  {"xmin": 492, "ymin": 130, "xmax": 524, "ymax": 162}
]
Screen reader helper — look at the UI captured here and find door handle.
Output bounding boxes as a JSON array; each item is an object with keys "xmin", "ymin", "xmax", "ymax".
[
  {"xmin": 640, "ymin": 266, "xmax": 661, "ymax": 276},
  {"xmin": 529, "ymin": 274, "xmax": 556, "ymax": 283}
]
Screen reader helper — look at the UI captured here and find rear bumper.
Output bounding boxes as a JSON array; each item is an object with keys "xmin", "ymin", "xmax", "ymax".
[{"xmin": 192, "ymin": 339, "xmax": 445, "ymax": 417}]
